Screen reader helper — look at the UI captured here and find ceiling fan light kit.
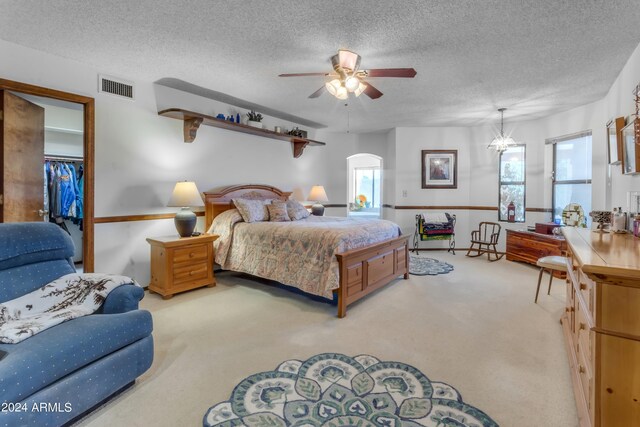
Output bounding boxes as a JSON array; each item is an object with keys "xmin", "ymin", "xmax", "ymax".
[
  {"xmin": 280, "ymin": 49, "xmax": 417, "ymax": 100},
  {"xmin": 488, "ymin": 108, "xmax": 517, "ymax": 152}
]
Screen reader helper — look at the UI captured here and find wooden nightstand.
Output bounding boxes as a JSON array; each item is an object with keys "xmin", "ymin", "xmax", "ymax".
[{"xmin": 146, "ymin": 234, "xmax": 218, "ymax": 299}]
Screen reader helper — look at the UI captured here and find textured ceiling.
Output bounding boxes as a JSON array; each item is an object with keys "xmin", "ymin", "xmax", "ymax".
[{"xmin": 1, "ymin": 0, "xmax": 640, "ymax": 132}]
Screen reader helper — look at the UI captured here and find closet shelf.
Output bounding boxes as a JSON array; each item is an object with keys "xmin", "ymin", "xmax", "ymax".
[{"xmin": 158, "ymin": 108, "xmax": 326, "ymax": 158}]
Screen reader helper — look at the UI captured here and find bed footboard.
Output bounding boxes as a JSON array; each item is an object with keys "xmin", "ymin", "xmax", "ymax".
[{"xmin": 335, "ymin": 235, "xmax": 409, "ymax": 318}]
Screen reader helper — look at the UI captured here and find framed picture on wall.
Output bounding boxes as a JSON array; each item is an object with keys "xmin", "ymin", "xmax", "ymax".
[
  {"xmin": 607, "ymin": 117, "xmax": 625, "ymax": 165},
  {"xmin": 421, "ymin": 150, "xmax": 457, "ymax": 189},
  {"xmin": 621, "ymin": 118, "xmax": 639, "ymax": 175}
]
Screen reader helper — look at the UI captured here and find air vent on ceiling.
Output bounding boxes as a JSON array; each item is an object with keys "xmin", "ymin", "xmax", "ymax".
[{"xmin": 98, "ymin": 74, "xmax": 135, "ymax": 100}]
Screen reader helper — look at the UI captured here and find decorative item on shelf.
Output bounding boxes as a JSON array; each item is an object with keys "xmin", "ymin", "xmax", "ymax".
[
  {"xmin": 246, "ymin": 110, "xmax": 263, "ymax": 128},
  {"xmin": 633, "ymin": 214, "xmax": 640, "ymax": 237},
  {"xmin": 488, "ymin": 108, "xmax": 517, "ymax": 152},
  {"xmin": 274, "ymin": 126, "xmax": 282, "ymax": 133},
  {"xmin": 216, "ymin": 114, "xmax": 225, "ymax": 120},
  {"xmin": 288, "ymin": 126, "xmax": 307, "ymax": 138},
  {"xmin": 507, "ymin": 201, "xmax": 516, "ymax": 222},
  {"xmin": 167, "ymin": 181, "xmax": 204, "ymax": 238},
  {"xmin": 589, "ymin": 210, "xmax": 612, "ymax": 232},
  {"xmin": 226, "ymin": 115, "xmax": 235, "ymax": 123},
  {"xmin": 308, "ymin": 185, "xmax": 329, "ymax": 216},
  {"xmin": 236, "ymin": 113, "xmax": 241, "ymax": 124}
]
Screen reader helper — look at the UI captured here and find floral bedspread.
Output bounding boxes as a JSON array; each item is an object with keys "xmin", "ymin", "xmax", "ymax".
[{"xmin": 209, "ymin": 210, "xmax": 401, "ymax": 298}]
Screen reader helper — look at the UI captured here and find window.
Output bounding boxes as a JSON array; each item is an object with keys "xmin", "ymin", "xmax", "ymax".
[
  {"xmin": 551, "ymin": 132, "xmax": 592, "ymax": 224},
  {"xmin": 354, "ymin": 166, "xmax": 380, "ymax": 208},
  {"xmin": 499, "ymin": 145, "xmax": 526, "ymax": 222},
  {"xmin": 347, "ymin": 154, "xmax": 382, "ymax": 218}
]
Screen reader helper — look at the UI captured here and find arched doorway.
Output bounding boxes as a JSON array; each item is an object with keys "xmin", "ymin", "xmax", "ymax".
[{"xmin": 347, "ymin": 153, "xmax": 382, "ymax": 218}]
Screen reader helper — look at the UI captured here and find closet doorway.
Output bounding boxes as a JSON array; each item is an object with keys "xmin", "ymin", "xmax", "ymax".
[{"xmin": 0, "ymin": 79, "xmax": 94, "ymax": 272}]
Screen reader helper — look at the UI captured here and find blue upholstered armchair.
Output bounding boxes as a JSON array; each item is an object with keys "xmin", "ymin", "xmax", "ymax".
[{"xmin": 0, "ymin": 222, "xmax": 153, "ymax": 426}]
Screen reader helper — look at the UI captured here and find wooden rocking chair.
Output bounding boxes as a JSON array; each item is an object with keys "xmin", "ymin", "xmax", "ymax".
[{"xmin": 466, "ymin": 222, "xmax": 503, "ymax": 261}]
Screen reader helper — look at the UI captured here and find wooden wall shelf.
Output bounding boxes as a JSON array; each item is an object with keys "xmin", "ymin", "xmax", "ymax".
[{"xmin": 158, "ymin": 108, "xmax": 326, "ymax": 158}]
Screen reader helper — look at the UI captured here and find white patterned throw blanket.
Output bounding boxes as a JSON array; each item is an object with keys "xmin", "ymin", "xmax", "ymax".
[
  {"xmin": 0, "ymin": 273, "xmax": 138, "ymax": 344},
  {"xmin": 209, "ymin": 210, "xmax": 401, "ymax": 298}
]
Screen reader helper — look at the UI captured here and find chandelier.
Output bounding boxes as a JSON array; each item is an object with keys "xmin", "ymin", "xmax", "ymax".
[{"xmin": 488, "ymin": 108, "xmax": 516, "ymax": 152}]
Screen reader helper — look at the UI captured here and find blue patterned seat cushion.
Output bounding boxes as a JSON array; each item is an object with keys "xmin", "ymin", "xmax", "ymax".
[
  {"xmin": 0, "ymin": 222, "xmax": 74, "ymax": 270},
  {"xmin": 0, "ymin": 223, "xmax": 75, "ymax": 303},
  {"xmin": 0, "ymin": 309, "xmax": 153, "ymax": 403}
]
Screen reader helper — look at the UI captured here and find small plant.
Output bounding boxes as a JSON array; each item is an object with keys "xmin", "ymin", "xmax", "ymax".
[{"xmin": 246, "ymin": 110, "xmax": 263, "ymax": 122}]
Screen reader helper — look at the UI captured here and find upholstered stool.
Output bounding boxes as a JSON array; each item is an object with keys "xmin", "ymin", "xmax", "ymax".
[{"xmin": 535, "ymin": 255, "xmax": 568, "ymax": 303}]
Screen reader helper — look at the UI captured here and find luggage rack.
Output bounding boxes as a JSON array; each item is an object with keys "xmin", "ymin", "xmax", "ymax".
[{"xmin": 413, "ymin": 213, "xmax": 456, "ymax": 254}]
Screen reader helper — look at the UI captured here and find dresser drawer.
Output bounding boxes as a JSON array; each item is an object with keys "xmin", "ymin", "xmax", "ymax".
[
  {"xmin": 173, "ymin": 244, "xmax": 208, "ymax": 264},
  {"xmin": 173, "ymin": 261, "xmax": 209, "ymax": 283},
  {"xmin": 576, "ymin": 339, "xmax": 593, "ymax": 411},
  {"xmin": 577, "ymin": 270, "xmax": 596, "ymax": 320},
  {"xmin": 576, "ymin": 302, "xmax": 593, "ymax": 366}
]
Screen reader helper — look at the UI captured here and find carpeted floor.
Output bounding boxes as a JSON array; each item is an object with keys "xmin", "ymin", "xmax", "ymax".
[{"xmin": 76, "ymin": 253, "xmax": 577, "ymax": 427}]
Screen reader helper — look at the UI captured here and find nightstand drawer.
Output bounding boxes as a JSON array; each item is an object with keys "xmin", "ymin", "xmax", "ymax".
[
  {"xmin": 173, "ymin": 244, "xmax": 208, "ymax": 264},
  {"xmin": 173, "ymin": 261, "xmax": 209, "ymax": 283}
]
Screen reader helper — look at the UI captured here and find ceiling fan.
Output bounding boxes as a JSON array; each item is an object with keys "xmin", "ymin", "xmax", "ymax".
[{"xmin": 279, "ymin": 49, "xmax": 417, "ymax": 100}]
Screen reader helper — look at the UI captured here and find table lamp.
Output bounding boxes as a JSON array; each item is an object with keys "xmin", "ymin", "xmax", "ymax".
[
  {"xmin": 308, "ymin": 185, "xmax": 329, "ymax": 216},
  {"xmin": 167, "ymin": 181, "xmax": 204, "ymax": 237}
]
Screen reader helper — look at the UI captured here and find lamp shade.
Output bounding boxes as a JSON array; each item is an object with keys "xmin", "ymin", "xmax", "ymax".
[
  {"xmin": 167, "ymin": 181, "xmax": 204, "ymax": 207},
  {"xmin": 308, "ymin": 185, "xmax": 329, "ymax": 202}
]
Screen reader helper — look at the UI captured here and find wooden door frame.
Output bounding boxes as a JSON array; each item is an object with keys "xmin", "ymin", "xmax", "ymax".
[{"xmin": 0, "ymin": 78, "xmax": 95, "ymax": 272}]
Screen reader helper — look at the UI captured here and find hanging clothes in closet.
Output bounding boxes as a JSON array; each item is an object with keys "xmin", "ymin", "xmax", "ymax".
[{"xmin": 45, "ymin": 160, "xmax": 84, "ymax": 232}]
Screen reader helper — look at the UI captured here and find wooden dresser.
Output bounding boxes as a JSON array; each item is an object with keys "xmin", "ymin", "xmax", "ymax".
[
  {"xmin": 506, "ymin": 229, "xmax": 567, "ymax": 277},
  {"xmin": 561, "ymin": 227, "xmax": 640, "ymax": 426},
  {"xmin": 146, "ymin": 234, "xmax": 218, "ymax": 299}
]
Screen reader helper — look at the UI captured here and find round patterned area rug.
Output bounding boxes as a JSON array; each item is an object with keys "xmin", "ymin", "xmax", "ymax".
[
  {"xmin": 203, "ymin": 353, "xmax": 497, "ymax": 427},
  {"xmin": 409, "ymin": 253, "xmax": 454, "ymax": 276}
]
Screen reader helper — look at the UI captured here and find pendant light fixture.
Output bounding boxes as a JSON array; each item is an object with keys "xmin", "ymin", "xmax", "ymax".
[{"xmin": 488, "ymin": 108, "xmax": 516, "ymax": 152}]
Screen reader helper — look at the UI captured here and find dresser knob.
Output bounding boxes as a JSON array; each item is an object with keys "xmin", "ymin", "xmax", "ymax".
[
  {"xmin": 580, "ymin": 283, "xmax": 587, "ymax": 290},
  {"xmin": 578, "ymin": 365, "xmax": 585, "ymax": 374},
  {"xmin": 579, "ymin": 323, "xmax": 586, "ymax": 330},
  {"xmin": 189, "ymin": 271, "xmax": 195, "ymax": 276},
  {"xmin": 189, "ymin": 252, "xmax": 195, "ymax": 258}
]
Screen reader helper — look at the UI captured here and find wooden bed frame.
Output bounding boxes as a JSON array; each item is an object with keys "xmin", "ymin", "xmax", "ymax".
[{"xmin": 203, "ymin": 184, "xmax": 409, "ymax": 318}]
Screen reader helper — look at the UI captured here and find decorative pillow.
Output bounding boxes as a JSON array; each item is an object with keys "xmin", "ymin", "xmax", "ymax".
[
  {"xmin": 232, "ymin": 198, "xmax": 269, "ymax": 223},
  {"xmin": 286, "ymin": 199, "xmax": 310, "ymax": 221},
  {"xmin": 267, "ymin": 201, "xmax": 291, "ymax": 222}
]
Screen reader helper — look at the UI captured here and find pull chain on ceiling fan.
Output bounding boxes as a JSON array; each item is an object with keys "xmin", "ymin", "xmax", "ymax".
[{"xmin": 279, "ymin": 49, "xmax": 417, "ymax": 100}]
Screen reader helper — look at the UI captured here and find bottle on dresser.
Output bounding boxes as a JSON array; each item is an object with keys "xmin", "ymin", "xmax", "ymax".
[{"xmin": 612, "ymin": 207, "xmax": 627, "ymax": 233}]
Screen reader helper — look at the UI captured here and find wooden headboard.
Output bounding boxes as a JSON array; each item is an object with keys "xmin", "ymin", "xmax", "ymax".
[{"xmin": 203, "ymin": 184, "xmax": 292, "ymax": 230}]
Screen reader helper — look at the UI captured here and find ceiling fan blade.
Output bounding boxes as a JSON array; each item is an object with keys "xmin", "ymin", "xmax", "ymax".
[
  {"xmin": 308, "ymin": 86, "xmax": 325, "ymax": 98},
  {"xmin": 278, "ymin": 72, "xmax": 329, "ymax": 77},
  {"xmin": 362, "ymin": 68, "xmax": 417, "ymax": 78},
  {"xmin": 363, "ymin": 82, "xmax": 383, "ymax": 99}
]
